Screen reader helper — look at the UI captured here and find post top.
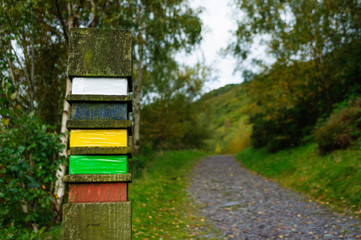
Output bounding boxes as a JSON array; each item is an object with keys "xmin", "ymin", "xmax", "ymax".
[{"xmin": 67, "ymin": 28, "xmax": 132, "ymax": 87}]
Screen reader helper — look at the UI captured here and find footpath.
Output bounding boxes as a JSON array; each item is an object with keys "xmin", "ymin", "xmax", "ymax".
[{"xmin": 189, "ymin": 155, "xmax": 361, "ymax": 239}]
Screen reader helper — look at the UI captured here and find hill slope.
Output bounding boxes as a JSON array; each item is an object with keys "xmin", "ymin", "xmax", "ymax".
[{"xmin": 197, "ymin": 83, "xmax": 251, "ymax": 154}]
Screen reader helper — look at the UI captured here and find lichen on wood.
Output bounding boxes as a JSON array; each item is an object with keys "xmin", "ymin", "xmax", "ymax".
[
  {"xmin": 67, "ymin": 94, "xmax": 132, "ymax": 103},
  {"xmin": 69, "ymin": 147, "xmax": 132, "ymax": 158},
  {"xmin": 67, "ymin": 120, "xmax": 132, "ymax": 129},
  {"xmin": 64, "ymin": 173, "xmax": 132, "ymax": 183},
  {"xmin": 67, "ymin": 28, "xmax": 132, "ymax": 92},
  {"xmin": 62, "ymin": 202, "xmax": 132, "ymax": 240}
]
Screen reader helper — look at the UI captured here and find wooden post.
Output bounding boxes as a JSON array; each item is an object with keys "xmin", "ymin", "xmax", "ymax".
[{"xmin": 62, "ymin": 28, "xmax": 133, "ymax": 240}]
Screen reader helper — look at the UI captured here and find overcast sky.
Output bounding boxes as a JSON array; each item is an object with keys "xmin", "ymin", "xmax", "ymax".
[
  {"xmin": 177, "ymin": 0, "xmax": 240, "ymax": 92},
  {"xmin": 177, "ymin": 0, "xmax": 273, "ymax": 93}
]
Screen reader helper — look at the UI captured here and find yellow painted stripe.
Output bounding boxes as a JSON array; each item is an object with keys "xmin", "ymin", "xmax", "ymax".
[{"xmin": 70, "ymin": 129, "xmax": 127, "ymax": 147}]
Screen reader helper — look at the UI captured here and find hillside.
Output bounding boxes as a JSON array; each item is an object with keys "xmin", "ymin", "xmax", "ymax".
[{"xmin": 197, "ymin": 83, "xmax": 252, "ymax": 154}]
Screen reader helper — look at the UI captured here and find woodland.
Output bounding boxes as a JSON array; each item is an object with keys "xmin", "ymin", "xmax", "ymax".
[{"xmin": 1, "ymin": 0, "xmax": 361, "ymax": 238}]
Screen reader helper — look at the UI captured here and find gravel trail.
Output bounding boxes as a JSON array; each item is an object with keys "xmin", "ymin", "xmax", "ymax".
[{"xmin": 188, "ymin": 155, "xmax": 361, "ymax": 240}]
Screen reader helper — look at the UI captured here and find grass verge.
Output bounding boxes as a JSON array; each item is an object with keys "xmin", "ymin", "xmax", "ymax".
[
  {"xmin": 130, "ymin": 150, "xmax": 220, "ymax": 239},
  {"xmin": 235, "ymin": 143, "xmax": 361, "ymax": 216}
]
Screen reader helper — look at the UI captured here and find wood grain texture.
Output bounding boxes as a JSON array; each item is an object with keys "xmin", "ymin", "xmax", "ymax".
[
  {"xmin": 68, "ymin": 183, "xmax": 128, "ymax": 203},
  {"xmin": 67, "ymin": 94, "xmax": 132, "ymax": 103},
  {"xmin": 68, "ymin": 28, "xmax": 132, "ymax": 91},
  {"xmin": 63, "ymin": 173, "xmax": 132, "ymax": 183},
  {"xmin": 66, "ymin": 120, "xmax": 132, "ymax": 129},
  {"xmin": 63, "ymin": 202, "xmax": 131, "ymax": 240},
  {"xmin": 71, "ymin": 103, "xmax": 128, "ymax": 120},
  {"xmin": 70, "ymin": 129, "xmax": 127, "ymax": 147},
  {"xmin": 66, "ymin": 119, "xmax": 133, "ymax": 136},
  {"xmin": 69, "ymin": 147, "xmax": 132, "ymax": 157}
]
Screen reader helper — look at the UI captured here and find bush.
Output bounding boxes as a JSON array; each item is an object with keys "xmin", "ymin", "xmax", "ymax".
[
  {"xmin": 0, "ymin": 110, "xmax": 65, "ymax": 233},
  {"xmin": 250, "ymin": 105, "xmax": 317, "ymax": 152},
  {"xmin": 315, "ymin": 98, "xmax": 361, "ymax": 154}
]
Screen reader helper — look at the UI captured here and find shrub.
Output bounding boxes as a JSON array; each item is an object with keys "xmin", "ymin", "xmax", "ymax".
[
  {"xmin": 0, "ymin": 110, "xmax": 65, "ymax": 233},
  {"xmin": 315, "ymin": 98, "xmax": 361, "ymax": 154},
  {"xmin": 250, "ymin": 105, "xmax": 317, "ymax": 152}
]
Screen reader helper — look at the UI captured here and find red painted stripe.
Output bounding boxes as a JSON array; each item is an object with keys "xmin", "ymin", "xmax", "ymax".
[{"xmin": 68, "ymin": 183, "xmax": 128, "ymax": 203}]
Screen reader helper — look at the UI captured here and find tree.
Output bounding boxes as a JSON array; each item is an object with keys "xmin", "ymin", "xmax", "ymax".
[
  {"xmin": 0, "ymin": 58, "xmax": 65, "ymax": 233},
  {"xmin": 141, "ymin": 63, "xmax": 210, "ymax": 150},
  {"xmin": 1, "ymin": 0, "xmax": 204, "ymax": 220},
  {"xmin": 229, "ymin": 0, "xmax": 361, "ymax": 111},
  {"xmin": 101, "ymin": 0, "xmax": 203, "ymax": 153},
  {"xmin": 227, "ymin": 0, "xmax": 361, "ymax": 151}
]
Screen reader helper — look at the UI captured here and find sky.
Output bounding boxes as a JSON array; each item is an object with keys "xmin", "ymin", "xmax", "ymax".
[
  {"xmin": 177, "ymin": 0, "xmax": 273, "ymax": 93},
  {"xmin": 177, "ymin": 0, "xmax": 241, "ymax": 92}
]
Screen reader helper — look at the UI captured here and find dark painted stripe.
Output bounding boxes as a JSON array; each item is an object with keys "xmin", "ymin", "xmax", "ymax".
[{"xmin": 71, "ymin": 103, "xmax": 128, "ymax": 120}]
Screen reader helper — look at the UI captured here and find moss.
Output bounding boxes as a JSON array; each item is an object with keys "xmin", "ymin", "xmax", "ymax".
[
  {"xmin": 70, "ymin": 147, "xmax": 132, "ymax": 158},
  {"xmin": 66, "ymin": 120, "xmax": 132, "ymax": 130},
  {"xmin": 63, "ymin": 202, "xmax": 131, "ymax": 240},
  {"xmin": 64, "ymin": 173, "xmax": 132, "ymax": 183},
  {"xmin": 67, "ymin": 28, "xmax": 133, "ymax": 91},
  {"xmin": 67, "ymin": 94, "xmax": 132, "ymax": 103}
]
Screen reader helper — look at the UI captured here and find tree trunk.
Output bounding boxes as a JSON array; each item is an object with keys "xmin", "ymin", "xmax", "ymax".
[
  {"xmin": 54, "ymin": 77, "xmax": 71, "ymax": 221},
  {"xmin": 133, "ymin": 42, "xmax": 143, "ymax": 154},
  {"xmin": 53, "ymin": 2, "xmax": 75, "ymax": 221},
  {"xmin": 30, "ymin": 12, "xmax": 35, "ymax": 112}
]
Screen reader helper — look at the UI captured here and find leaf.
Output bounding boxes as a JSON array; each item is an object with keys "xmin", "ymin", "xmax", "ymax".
[{"xmin": 10, "ymin": 92, "xmax": 16, "ymax": 100}]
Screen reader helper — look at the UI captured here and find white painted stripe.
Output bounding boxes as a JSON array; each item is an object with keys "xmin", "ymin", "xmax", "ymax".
[{"xmin": 72, "ymin": 78, "xmax": 128, "ymax": 95}]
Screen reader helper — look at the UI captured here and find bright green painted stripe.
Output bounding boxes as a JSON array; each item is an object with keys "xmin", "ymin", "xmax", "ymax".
[{"xmin": 69, "ymin": 155, "xmax": 127, "ymax": 174}]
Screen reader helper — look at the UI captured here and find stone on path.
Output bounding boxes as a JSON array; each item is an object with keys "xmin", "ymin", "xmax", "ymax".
[{"xmin": 189, "ymin": 155, "xmax": 361, "ymax": 240}]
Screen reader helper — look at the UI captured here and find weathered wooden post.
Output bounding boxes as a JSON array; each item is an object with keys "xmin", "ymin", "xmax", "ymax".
[{"xmin": 62, "ymin": 28, "xmax": 133, "ymax": 240}]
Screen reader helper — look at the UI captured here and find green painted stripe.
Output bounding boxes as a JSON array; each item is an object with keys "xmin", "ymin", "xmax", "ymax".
[{"xmin": 69, "ymin": 155, "xmax": 127, "ymax": 174}]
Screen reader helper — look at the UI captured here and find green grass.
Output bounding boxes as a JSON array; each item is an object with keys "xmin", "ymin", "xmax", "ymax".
[
  {"xmin": 235, "ymin": 143, "xmax": 361, "ymax": 216},
  {"xmin": 130, "ymin": 150, "xmax": 220, "ymax": 239},
  {"xmin": 37, "ymin": 150, "xmax": 218, "ymax": 240}
]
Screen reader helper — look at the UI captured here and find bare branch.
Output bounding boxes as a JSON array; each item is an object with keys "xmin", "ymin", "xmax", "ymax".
[{"xmin": 55, "ymin": 0, "xmax": 69, "ymax": 47}]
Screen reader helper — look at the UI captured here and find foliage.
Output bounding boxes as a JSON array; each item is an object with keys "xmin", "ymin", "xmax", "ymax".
[
  {"xmin": 196, "ymin": 83, "xmax": 252, "ymax": 154},
  {"xmin": 228, "ymin": 0, "xmax": 361, "ymax": 152},
  {"xmin": 0, "ymin": 0, "xmax": 204, "ymax": 145},
  {"xmin": 316, "ymin": 98, "xmax": 361, "ymax": 154},
  {"xmin": 102, "ymin": 0, "xmax": 204, "ymax": 152},
  {"xmin": 141, "ymin": 95, "xmax": 210, "ymax": 150},
  {"xmin": 241, "ymin": 45, "xmax": 361, "ymax": 151},
  {"xmin": 130, "ymin": 150, "xmax": 220, "ymax": 239},
  {"xmin": 0, "ymin": 224, "xmax": 62, "ymax": 240},
  {"xmin": 235, "ymin": 144, "xmax": 361, "ymax": 216},
  {"xmin": 0, "ymin": 0, "xmax": 67, "ymax": 129},
  {"xmin": 0, "ymin": 73, "xmax": 65, "ymax": 233},
  {"xmin": 127, "ymin": 147, "xmax": 156, "ymax": 179},
  {"xmin": 0, "ymin": 108, "xmax": 65, "ymax": 232},
  {"xmin": 229, "ymin": 0, "xmax": 361, "ymax": 65},
  {"xmin": 140, "ymin": 64, "xmax": 210, "ymax": 150}
]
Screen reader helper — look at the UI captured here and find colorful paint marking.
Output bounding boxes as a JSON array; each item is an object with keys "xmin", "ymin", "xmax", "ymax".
[
  {"xmin": 72, "ymin": 78, "xmax": 128, "ymax": 95},
  {"xmin": 70, "ymin": 129, "xmax": 127, "ymax": 147},
  {"xmin": 68, "ymin": 183, "xmax": 128, "ymax": 203},
  {"xmin": 69, "ymin": 155, "xmax": 127, "ymax": 174},
  {"xmin": 71, "ymin": 103, "xmax": 128, "ymax": 120}
]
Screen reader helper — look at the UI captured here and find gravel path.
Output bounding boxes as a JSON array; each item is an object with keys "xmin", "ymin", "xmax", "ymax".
[{"xmin": 188, "ymin": 155, "xmax": 361, "ymax": 240}]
